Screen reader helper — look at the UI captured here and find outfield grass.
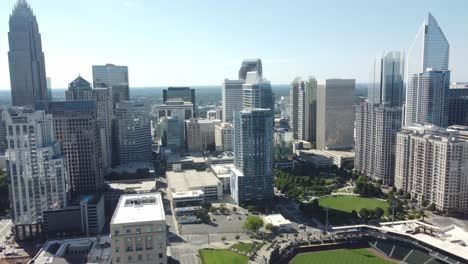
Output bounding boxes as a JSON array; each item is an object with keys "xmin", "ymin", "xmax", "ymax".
[
  {"xmin": 290, "ymin": 248, "xmax": 394, "ymax": 264},
  {"xmin": 200, "ymin": 249, "xmax": 248, "ymax": 264},
  {"xmin": 319, "ymin": 196, "xmax": 389, "ymax": 215}
]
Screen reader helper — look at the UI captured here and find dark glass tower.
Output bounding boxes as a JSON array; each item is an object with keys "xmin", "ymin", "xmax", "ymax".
[{"xmin": 8, "ymin": 0, "xmax": 48, "ymax": 108}]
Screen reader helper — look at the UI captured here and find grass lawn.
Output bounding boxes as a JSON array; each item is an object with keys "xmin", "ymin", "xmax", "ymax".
[
  {"xmin": 290, "ymin": 248, "xmax": 394, "ymax": 264},
  {"xmin": 200, "ymin": 249, "xmax": 249, "ymax": 264},
  {"xmin": 319, "ymin": 196, "xmax": 389, "ymax": 215},
  {"xmin": 230, "ymin": 242, "xmax": 264, "ymax": 254}
]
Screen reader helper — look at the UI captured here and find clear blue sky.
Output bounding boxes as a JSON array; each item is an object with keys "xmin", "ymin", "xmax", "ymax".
[{"xmin": 0, "ymin": 0, "xmax": 467, "ymax": 89}]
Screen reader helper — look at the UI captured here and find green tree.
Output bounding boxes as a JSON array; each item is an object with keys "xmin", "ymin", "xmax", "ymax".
[
  {"xmin": 219, "ymin": 203, "xmax": 228, "ymax": 214},
  {"xmin": 247, "ymin": 205, "xmax": 256, "ymax": 213},
  {"xmin": 359, "ymin": 208, "xmax": 370, "ymax": 219},
  {"xmin": 428, "ymin": 203, "xmax": 437, "ymax": 211},
  {"xmin": 232, "ymin": 207, "xmax": 237, "ymax": 213},
  {"xmin": 422, "ymin": 200, "xmax": 429, "ymax": 207},
  {"xmin": 195, "ymin": 209, "xmax": 210, "ymax": 224},
  {"xmin": 0, "ymin": 171, "xmax": 9, "ymax": 214},
  {"xmin": 375, "ymin": 207, "xmax": 384, "ymax": 219},
  {"xmin": 351, "ymin": 210, "xmax": 358, "ymax": 219},
  {"xmin": 243, "ymin": 216, "xmax": 264, "ymax": 234}
]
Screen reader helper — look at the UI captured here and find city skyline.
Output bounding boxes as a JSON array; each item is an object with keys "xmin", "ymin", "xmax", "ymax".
[{"xmin": 0, "ymin": 0, "xmax": 467, "ymax": 90}]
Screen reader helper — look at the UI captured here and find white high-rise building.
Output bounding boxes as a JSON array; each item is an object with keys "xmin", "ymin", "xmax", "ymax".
[
  {"xmin": 4, "ymin": 108, "xmax": 69, "ymax": 226},
  {"xmin": 316, "ymin": 79, "xmax": 355, "ymax": 150},
  {"xmin": 355, "ymin": 103, "xmax": 402, "ymax": 185},
  {"xmin": 405, "ymin": 13, "xmax": 450, "ymax": 126},
  {"xmin": 110, "ymin": 193, "xmax": 167, "ymax": 264},
  {"xmin": 215, "ymin": 122, "xmax": 234, "ymax": 152},
  {"xmin": 395, "ymin": 125, "xmax": 468, "ymax": 214},
  {"xmin": 289, "ymin": 79, "xmax": 300, "ymax": 139},
  {"xmin": 222, "ymin": 79, "xmax": 244, "ymax": 122}
]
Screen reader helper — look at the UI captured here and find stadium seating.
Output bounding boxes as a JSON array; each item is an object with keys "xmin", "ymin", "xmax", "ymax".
[
  {"xmin": 404, "ymin": 249, "xmax": 432, "ymax": 264},
  {"xmin": 390, "ymin": 244, "xmax": 412, "ymax": 261}
]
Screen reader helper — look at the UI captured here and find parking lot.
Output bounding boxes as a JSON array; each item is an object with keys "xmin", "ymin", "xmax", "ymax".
[{"xmin": 180, "ymin": 210, "xmax": 248, "ymax": 235}]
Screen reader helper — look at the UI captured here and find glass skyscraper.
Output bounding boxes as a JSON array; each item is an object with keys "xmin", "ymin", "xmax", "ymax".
[
  {"xmin": 405, "ymin": 13, "xmax": 450, "ymax": 126},
  {"xmin": 230, "ymin": 109, "xmax": 274, "ymax": 203},
  {"xmin": 8, "ymin": 0, "xmax": 48, "ymax": 108},
  {"xmin": 92, "ymin": 64, "xmax": 130, "ymax": 103}
]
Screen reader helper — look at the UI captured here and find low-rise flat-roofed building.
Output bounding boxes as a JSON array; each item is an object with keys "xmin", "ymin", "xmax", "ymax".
[
  {"xmin": 31, "ymin": 236, "xmax": 112, "ymax": 264},
  {"xmin": 209, "ymin": 163, "xmax": 235, "ymax": 192},
  {"xmin": 165, "ymin": 153, "xmax": 234, "ymax": 171},
  {"xmin": 170, "ymin": 190, "xmax": 205, "ymax": 208},
  {"xmin": 263, "ymin": 214, "xmax": 292, "ymax": 232},
  {"xmin": 296, "ymin": 149, "xmax": 354, "ymax": 169},
  {"xmin": 110, "ymin": 193, "xmax": 167, "ymax": 264},
  {"xmin": 167, "ymin": 169, "xmax": 222, "ymax": 207}
]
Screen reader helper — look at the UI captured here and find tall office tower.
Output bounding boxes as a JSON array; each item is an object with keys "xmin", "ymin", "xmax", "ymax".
[
  {"xmin": 65, "ymin": 75, "xmax": 92, "ymax": 100},
  {"xmin": 297, "ymin": 81, "xmax": 306, "ymax": 140},
  {"xmin": 199, "ymin": 120, "xmax": 216, "ymax": 151},
  {"xmin": 231, "ymin": 109, "xmax": 274, "ymax": 203},
  {"xmin": 215, "ymin": 106, "xmax": 223, "ymax": 121},
  {"xmin": 448, "ymin": 83, "xmax": 468, "ymax": 126},
  {"xmin": 47, "ymin": 101, "xmax": 103, "ymax": 194},
  {"xmin": 316, "ymin": 79, "xmax": 355, "ymax": 150},
  {"xmin": 113, "ymin": 102, "xmax": 152, "ymax": 165},
  {"xmin": 408, "ymin": 70, "xmax": 450, "ymax": 127},
  {"xmin": 8, "ymin": 0, "xmax": 48, "ymax": 108},
  {"xmin": 355, "ymin": 103, "xmax": 402, "ymax": 185},
  {"xmin": 238, "ymin": 59, "xmax": 262, "ymax": 80},
  {"xmin": 3, "ymin": 109, "xmax": 68, "ymax": 228},
  {"xmin": 289, "ymin": 78, "xmax": 300, "ymax": 139},
  {"xmin": 92, "ymin": 64, "xmax": 129, "ymax": 103},
  {"xmin": 368, "ymin": 52, "xmax": 405, "ymax": 107},
  {"xmin": 304, "ymin": 78, "xmax": 318, "ymax": 142},
  {"xmin": 164, "ymin": 117, "xmax": 182, "ymax": 152},
  {"xmin": 185, "ymin": 119, "xmax": 216, "ymax": 152},
  {"xmin": 242, "ymin": 72, "xmax": 275, "ymax": 114},
  {"xmin": 0, "ymin": 109, "xmax": 5, "ymax": 155},
  {"xmin": 185, "ymin": 118, "xmax": 202, "ymax": 153},
  {"xmin": 110, "ymin": 193, "xmax": 167, "ymax": 264},
  {"xmin": 163, "ymin": 87, "xmax": 196, "ymax": 117},
  {"xmin": 215, "ymin": 122, "xmax": 234, "ymax": 152},
  {"xmin": 405, "ymin": 13, "xmax": 449, "ymax": 126},
  {"xmin": 395, "ymin": 125, "xmax": 468, "ymax": 214},
  {"xmin": 222, "ymin": 79, "xmax": 244, "ymax": 122},
  {"xmin": 381, "ymin": 52, "xmax": 405, "ymax": 107},
  {"xmin": 46, "ymin": 77, "xmax": 52, "ymax": 100},
  {"xmin": 65, "ymin": 76, "xmax": 113, "ymax": 171}
]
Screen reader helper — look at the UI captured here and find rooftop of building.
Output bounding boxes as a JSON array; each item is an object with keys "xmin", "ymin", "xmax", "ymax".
[
  {"xmin": 171, "ymin": 190, "xmax": 204, "ymax": 199},
  {"xmin": 106, "ymin": 179, "xmax": 156, "ymax": 193},
  {"xmin": 167, "ymin": 170, "xmax": 221, "ymax": 192},
  {"xmin": 263, "ymin": 214, "xmax": 292, "ymax": 226},
  {"xmin": 110, "ymin": 192, "xmax": 165, "ymax": 225},
  {"xmin": 298, "ymin": 149, "xmax": 355, "ymax": 158},
  {"xmin": 30, "ymin": 236, "xmax": 111, "ymax": 264},
  {"xmin": 166, "ymin": 152, "xmax": 234, "ymax": 164},
  {"xmin": 210, "ymin": 163, "xmax": 235, "ymax": 177}
]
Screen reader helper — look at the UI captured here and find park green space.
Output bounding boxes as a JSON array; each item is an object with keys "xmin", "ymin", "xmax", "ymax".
[
  {"xmin": 319, "ymin": 195, "xmax": 389, "ymax": 215},
  {"xmin": 290, "ymin": 248, "xmax": 394, "ymax": 264},
  {"xmin": 230, "ymin": 242, "xmax": 263, "ymax": 254},
  {"xmin": 200, "ymin": 249, "xmax": 248, "ymax": 264}
]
